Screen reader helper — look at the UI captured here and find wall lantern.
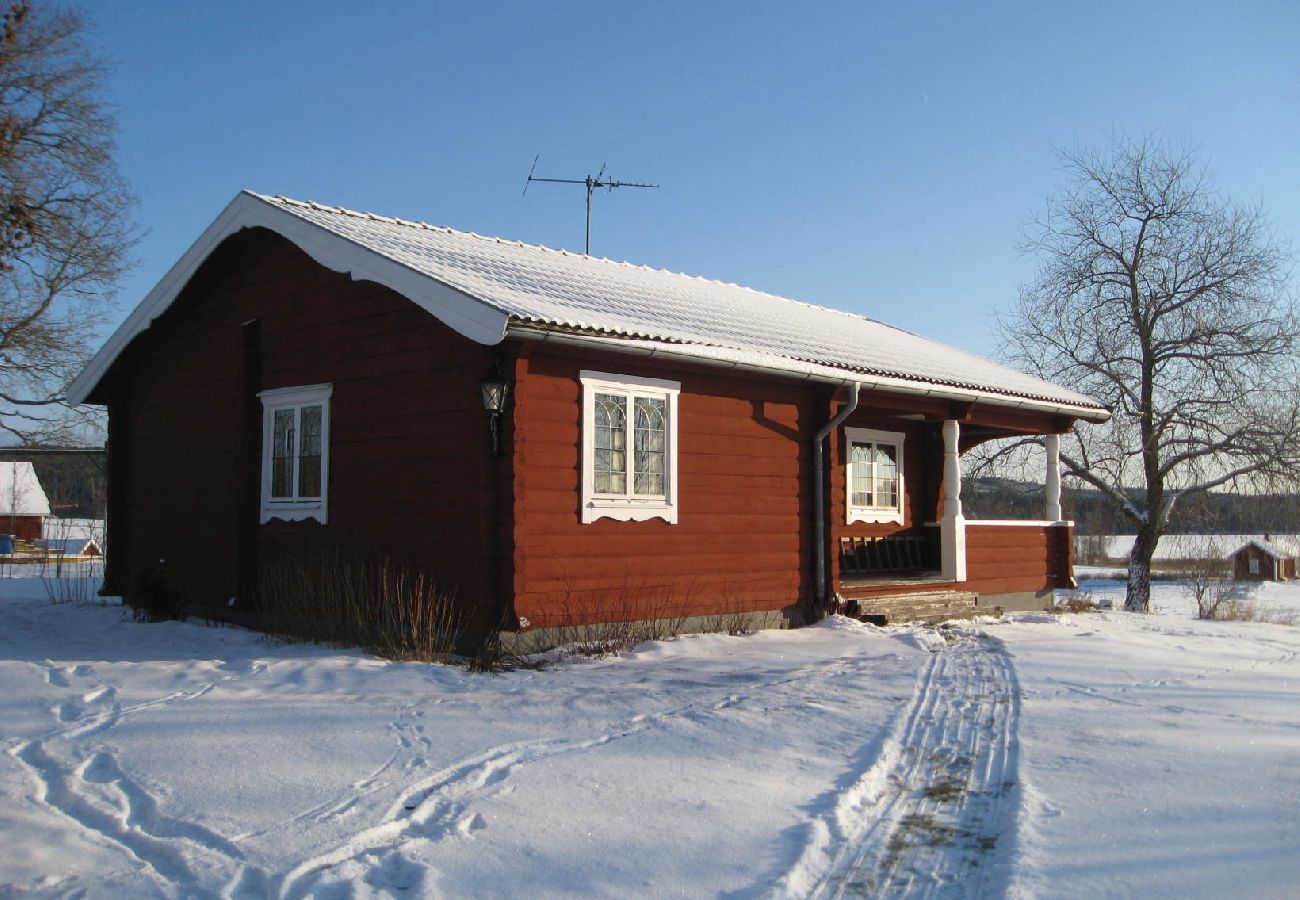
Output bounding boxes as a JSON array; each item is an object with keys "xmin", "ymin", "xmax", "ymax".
[{"xmin": 479, "ymin": 362, "xmax": 510, "ymax": 455}]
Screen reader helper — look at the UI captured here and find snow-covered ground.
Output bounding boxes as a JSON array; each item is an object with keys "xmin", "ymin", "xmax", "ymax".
[
  {"xmin": 1, "ymin": 575, "xmax": 1297, "ymax": 898},
  {"xmin": 1083, "ymin": 533, "xmax": 1300, "ymax": 562}
]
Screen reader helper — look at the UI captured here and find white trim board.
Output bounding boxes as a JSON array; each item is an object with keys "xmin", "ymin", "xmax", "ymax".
[{"xmin": 66, "ymin": 191, "xmax": 509, "ymax": 405}]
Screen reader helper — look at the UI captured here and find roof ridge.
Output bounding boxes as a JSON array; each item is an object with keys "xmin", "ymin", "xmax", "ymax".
[{"xmin": 248, "ymin": 191, "xmax": 908, "ymax": 332}]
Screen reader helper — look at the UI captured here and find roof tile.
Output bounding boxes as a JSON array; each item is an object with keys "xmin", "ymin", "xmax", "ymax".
[{"xmin": 254, "ymin": 192, "xmax": 1103, "ymax": 411}]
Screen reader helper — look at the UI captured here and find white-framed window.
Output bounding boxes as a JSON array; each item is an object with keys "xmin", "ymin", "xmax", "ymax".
[
  {"xmin": 845, "ymin": 426, "xmax": 904, "ymax": 525},
  {"xmin": 258, "ymin": 383, "xmax": 332, "ymax": 523},
  {"xmin": 580, "ymin": 370, "xmax": 680, "ymax": 524}
]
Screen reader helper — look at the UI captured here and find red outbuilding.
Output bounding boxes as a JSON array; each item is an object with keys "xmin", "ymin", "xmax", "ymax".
[
  {"xmin": 67, "ymin": 192, "xmax": 1110, "ymax": 641},
  {"xmin": 0, "ymin": 461, "xmax": 50, "ymax": 544},
  {"xmin": 1231, "ymin": 540, "xmax": 1297, "ymax": 582}
]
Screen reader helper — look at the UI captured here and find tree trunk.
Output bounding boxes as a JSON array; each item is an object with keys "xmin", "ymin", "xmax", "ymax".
[{"xmin": 1125, "ymin": 527, "xmax": 1157, "ymax": 612}]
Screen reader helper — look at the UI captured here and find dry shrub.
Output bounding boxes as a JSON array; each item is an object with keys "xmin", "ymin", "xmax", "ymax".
[
  {"xmin": 42, "ymin": 572, "xmax": 99, "ymax": 605},
  {"xmin": 696, "ymin": 594, "xmax": 760, "ymax": 637},
  {"xmin": 1207, "ymin": 600, "xmax": 1298, "ymax": 626},
  {"xmin": 255, "ymin": 550, "xmax": 464, "ymax": 662},
  {"xmin": 1053, "ymin": 591, "xmax": 1098, "ymax": 614},
  {"xmin": 506, "ymin": 580, "xmax": 695, "ymax": 659},
  {"xmin": 1182, "ymin": 545, "xmax": 1237, "ymax": 620},
  {"xmin": 130, "ymin": 567, "xmax": 187, "ymax": 623},
  {"xmin": 551, "ymin": 586, "xmax": 688, "ymax": 658}
]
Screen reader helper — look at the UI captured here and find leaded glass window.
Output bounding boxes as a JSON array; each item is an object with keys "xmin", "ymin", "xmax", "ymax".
[
  {"xmin": 298, "ymin": 404, "xmax": 323, "ymax": 498},
  {"xmin": 633, "ymin": 397, "xmax": 666, "ymax": 496},
  {"xmin": 845, "ymin": 428, "xmax": 905, "ymax": 524},
  {"xmin": 259, "ymin": 384, "xmax": 332, "ymax": 523},
  {"xmin": 271, "ymin": 408, "xmax": 295, "ymax": 499},
  {"xmin": 594, "ymin": 393, "xmax": 627, "ymax": 494},
  {"xmin": 580, "ymin": 371, "xmax": 680, "ymax": 523},
  {"xmin": 849, "ymin": 441, "xmax": 900, "ymax": 509}
]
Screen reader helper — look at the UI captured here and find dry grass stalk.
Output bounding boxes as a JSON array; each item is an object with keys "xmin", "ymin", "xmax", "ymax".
[{"xmin": 254, "ymin": 550, "xmax": 464, "ymax": 662}]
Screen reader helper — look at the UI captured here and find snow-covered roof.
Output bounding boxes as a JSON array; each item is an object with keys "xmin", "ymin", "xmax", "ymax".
[
  {"xmin": 0, "ymin": 462, "xmax": 50, "ymax": 516},
  {"xmin": 68, "ymin": 191, "xmax": 1109, "ymax": 419},
  {"xmin": 1096, "ymin": 534, "xmax": 1300, "ymax": 562},
  {"xmin": 42, "ymin": 537, "xmax": 101, "ymax": 556},
  {"xmin": 1235, "ymin": 539, "xmax": 1299, "ymax": 561}
]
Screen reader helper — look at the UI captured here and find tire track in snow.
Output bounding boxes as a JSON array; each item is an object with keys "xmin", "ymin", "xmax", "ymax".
[{"xmin": 774, "ymin": 629, "xmax": 1021, "ymax": 899}]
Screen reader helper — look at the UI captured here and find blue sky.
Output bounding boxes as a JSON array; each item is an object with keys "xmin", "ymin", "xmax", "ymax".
[{"xmin": 90, "ymin": 0, "xmax": 1299, "ymax": 357}]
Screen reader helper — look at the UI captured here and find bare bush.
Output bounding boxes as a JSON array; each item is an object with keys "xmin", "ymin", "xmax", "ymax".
[
  {"xmin": 503, "ymin": 580, "xmax": 695, "ymax": 659},
  {"xmin": 38, "ymin": 513, "xmax": 102, "ymax": 604},
  {"xmin": 1053, "ymin": 591, "xmax": 1099, "ymax": 614},
  {"xmin": 700, "ymin": 609, "xmax": 759, "ymax": 637},
  {"xmin": 255, "ymin": 550, "xmax": 464, "ymax": 662},
  {"xmin": 42, "ymin": 570, "xmax": 95, "ymax": 604},
  {"xmin": 1204, "ymin": 599, "xmax": 1297, "ymax": 626},
  {"xmin": 1181, "ymin": 541, "xmax": 1238, "ymax": 620},
  {"xmin": 695, "ymin": 594, "xmax": 761, "ymax": 637}
]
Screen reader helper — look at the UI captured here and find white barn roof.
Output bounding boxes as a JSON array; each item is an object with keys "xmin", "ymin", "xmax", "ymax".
[
  {"xmin": 68, "ymin": 191, "xmax": 1109, "ymax": 419},
  {"xmin": 0, "ymin": 461, "xmax": 50, "ymax": 516},
  {"xmin": 1236, "ymin": 539, "xmax": 1299, "ymax": 561}
]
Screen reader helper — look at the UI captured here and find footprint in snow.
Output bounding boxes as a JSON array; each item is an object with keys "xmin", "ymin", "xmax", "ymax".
[
  {"xmin": 83, "ymin": 686, "xmax": 115, "ymax": 704},
  {"xmin": 456, "ymin": 812, "xmax": 487, "ymax": 837}
]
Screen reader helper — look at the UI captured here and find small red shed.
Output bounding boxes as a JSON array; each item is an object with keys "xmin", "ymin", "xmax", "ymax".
[
  {"xmin": 0, "ymin": 461, "xmax": 50, "ymax": 543},
  {"xmin": 1231, "ymin": 540, "xmax": 1297, "ymax": 582}
]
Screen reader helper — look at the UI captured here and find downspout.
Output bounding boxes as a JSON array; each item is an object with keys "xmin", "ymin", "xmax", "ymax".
[{"xmin": 813, "ymin": 382, "xmax": 861, "ymax": 612}]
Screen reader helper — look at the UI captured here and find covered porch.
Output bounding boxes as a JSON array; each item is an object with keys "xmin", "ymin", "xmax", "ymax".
[{"xmin": 832, "ymin": 415, "xmax": 1075, "ymax": 620}]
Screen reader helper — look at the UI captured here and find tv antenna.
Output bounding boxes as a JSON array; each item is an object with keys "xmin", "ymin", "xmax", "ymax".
[{"xmin": 523, "ymin": 155, "xmax": 658, "ymax": 255}]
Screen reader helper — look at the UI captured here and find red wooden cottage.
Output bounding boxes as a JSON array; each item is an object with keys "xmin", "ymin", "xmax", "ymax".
[
  {"xmin": 67, "ymin": 192, "xmax": 1109, "ymax": 641},
  {"xmin": 1231, "ymin": 540, "xmax": 1297, "ymax": 582},
  {"xmin": 0, "ymin": 461, "xmax": 50, "ymax": 544}
]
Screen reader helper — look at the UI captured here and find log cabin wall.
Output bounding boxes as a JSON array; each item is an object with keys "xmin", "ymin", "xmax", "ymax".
[
  {"xmin": 508, "ymin": 344, "xmax": 818, "ymax": 628},
  {"xmin": 963, "ymin": 522, "xmax": 1071, "ymax": 594},
  {"xmin": 1, "ymin": 515, "xmax": 44, "ymax": 543},
  {"xmin": 102, "ymin": 229, "xmax": 503, "ymax": 627}
]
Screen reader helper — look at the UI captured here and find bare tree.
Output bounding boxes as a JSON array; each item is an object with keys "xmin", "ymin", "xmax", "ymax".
[
  {"xmin": 0, "ymin": 1, "xmax": 135, "ymax": 444},
  {"xmin": 999, "ymin": 135, "xmax": 1300, "ymax": 613},
  {"xmin": 1183, "ymin": 539, "xmax": 1236, "ymax": 621}
]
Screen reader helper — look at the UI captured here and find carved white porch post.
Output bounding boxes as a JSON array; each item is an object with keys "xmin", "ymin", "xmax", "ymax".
[
  {"xmin": 941, "ymin": 419, "xmax": 967, "ymax": 582},
  {"xmin": 1045, "ymin": 433, "xmax": 1063, "ymax": 522}
]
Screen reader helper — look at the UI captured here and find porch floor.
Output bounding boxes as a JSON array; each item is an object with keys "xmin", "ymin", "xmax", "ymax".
[
  {"xmin": 840, "ymin": 587, "xmax": 984, "ymax": 626},
  {"xmin": 840, "ymin": 570, "xmax": 950, "ymax": 592}
]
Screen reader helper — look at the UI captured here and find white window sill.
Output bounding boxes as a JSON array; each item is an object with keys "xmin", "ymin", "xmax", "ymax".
[
  {"xmin": 847, "ymin": 508, "xmax": 904, "ymax": 526},
  {"xmin": 582, "ymin": 498, "xmax": 677, "ymax": 524},
  {"xmin": 261, "ymin": 503, "xmax": 326, "ymax": 524}
]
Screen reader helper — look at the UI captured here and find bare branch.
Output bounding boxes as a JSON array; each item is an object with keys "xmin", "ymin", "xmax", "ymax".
[
  {"xmin": 0, "ymin": 2, "xmax": 136, "ymax": 442},
  {"xmin": 999, "ymin": 133, "xmax": 1300, "ymax": 612}
]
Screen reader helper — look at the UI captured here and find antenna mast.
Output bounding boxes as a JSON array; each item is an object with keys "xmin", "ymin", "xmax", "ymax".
[{"xmin": 523, "ymin": 156, "xmax": 658, "ymax": 255}]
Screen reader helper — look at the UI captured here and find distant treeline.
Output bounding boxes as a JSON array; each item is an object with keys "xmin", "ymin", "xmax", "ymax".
[
  {"xmin": 965, "ymin": 477, "xmax": 1300, "ymax": 535},
  {"xmin": 0, "ymin": 450, "xmax": 105, "ymax": 518}
]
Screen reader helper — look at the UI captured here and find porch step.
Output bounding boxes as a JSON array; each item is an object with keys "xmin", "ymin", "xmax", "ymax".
[{"xmin": 846, "ymin": 590, "xmax": 990, "ymax": 626}]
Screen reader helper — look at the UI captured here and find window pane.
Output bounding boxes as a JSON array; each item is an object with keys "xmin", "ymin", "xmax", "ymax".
[
  {"xmin": 594, "ymin": 393, "xmax": 626, "ymax": 494},
  {"xmin": 298, "ymin": 405, "xmax": 322, "ymax": 498},
  {"xmin": 849, "ymin": 442, "xmax": 873, "ymax": 507},
  {"xmin": 633, "ymin": 397, "xmax": 666, "ymax": 496},
  {"xmin": 876, "ymin": 443, "xmax": 898, "ymax": 508},
  {"xmin": 271, "ymin": 409, "xmax": 295, "ymax": 498}
]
